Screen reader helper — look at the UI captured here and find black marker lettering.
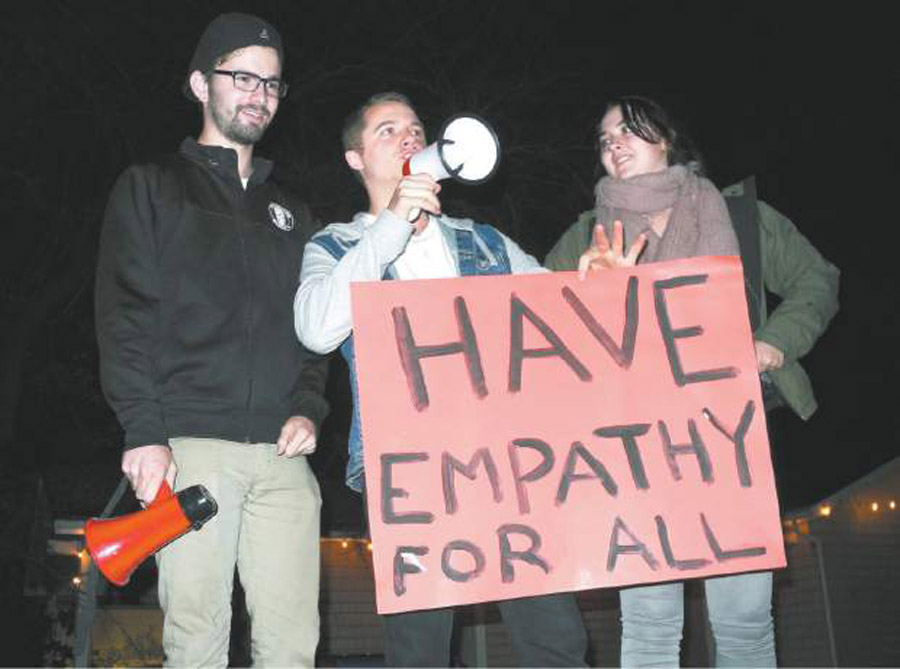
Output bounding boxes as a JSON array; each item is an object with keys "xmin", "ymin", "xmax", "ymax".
[
  {"xmin": 392, "ymin": 296, "xmax": 487, "ymax": 411},
  {"xmin": 593, "ymin": 424, "xmax": 652, "ymax": 489},
  {"xmin": 556, "ymin": 441, "xmax": 618, "ymax": 505},
  {"xmin": 509, "ymin": 292, "xmax": 591, "ymax": 393},
  {"xmin": 653, "ymin": 275, "xmax": 739, "ymax": 386},
  {"xmin": 441, "ymin": 540, "xmax": 486, "ymax": 583},
  {"xmin": 562, "ymin": 276, "xmax": 639, "ymax": 368},
  {"xmin": 702, "ymin": 401, "xmax": 756, "ymax": 487},
  {"xmin": 655, "ymin": 515, "xmax": 711, "ymax": 570},
  {"xmin": 701, "ymin": 512, "xmax": 767, "ymax": 561},
  {"xmin": 658, "ymin": 418, "xmax": 714, "ymax": 483},
  {"xmin": 508, "ymin": 438, "xmax": 555, "ymax": 514},
  {"xmin": 393, "ymin": 545, "xmax": 428, "ymax": 596},
  {"xmin": 607, "ymin": 516, "xmax": 660, "ymax": 572},
  {"xmin": 381, "ymin": 453, "xmax": 434, "ymax": 524},
  {"xmin": 442, "ymin": 448, "xmax": 503, "ymax": 514},
  {"xmin": 497, "ymin": 524, "xmax": 550, "ymax": 583}
]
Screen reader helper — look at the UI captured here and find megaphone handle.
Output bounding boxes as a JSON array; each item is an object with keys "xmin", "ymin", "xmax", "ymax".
[{"xmin": 148, "ymin": 480, "xmax": 174, "ymax": 508}]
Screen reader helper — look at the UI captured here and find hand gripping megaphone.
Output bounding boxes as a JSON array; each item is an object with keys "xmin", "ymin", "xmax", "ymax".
[
  {"xmin": 85, "ymin": 481, "xmax": 218, "ymax": 586},
  {"xmin": 403, "ymin": 113, "xmax": 501, "ymax": 184}
]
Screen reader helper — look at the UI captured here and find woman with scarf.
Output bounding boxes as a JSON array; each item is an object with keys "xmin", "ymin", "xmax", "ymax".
[{"xmin": 545, "ymin": 96, "xmax": 776, "ymax": 667}]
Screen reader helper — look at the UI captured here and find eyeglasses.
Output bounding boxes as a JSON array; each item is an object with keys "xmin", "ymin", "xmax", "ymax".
[{"xmin": 211, "ymin": 69, "xmax": 289, "ymax": 98}]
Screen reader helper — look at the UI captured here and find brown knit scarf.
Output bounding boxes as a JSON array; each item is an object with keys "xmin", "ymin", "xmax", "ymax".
[{"xmin": 594, "ymin": 165, "xmax": 738, "ymax": 263}]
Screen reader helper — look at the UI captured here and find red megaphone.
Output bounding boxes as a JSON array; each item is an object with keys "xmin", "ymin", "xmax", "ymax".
[{"xmin": 85, "ymin": 481, "xmax": 218, "ymax": 586}]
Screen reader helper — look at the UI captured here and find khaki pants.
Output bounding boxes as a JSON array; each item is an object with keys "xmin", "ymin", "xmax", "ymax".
[{"xmin": 157, "ymin": 438, "xmax": 321, "ymax": 667}]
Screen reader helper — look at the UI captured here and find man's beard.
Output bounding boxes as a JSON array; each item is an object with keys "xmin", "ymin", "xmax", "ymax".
[{"xmin": 210, "ymin": 95, "xmax": 271, "ymax": 146}]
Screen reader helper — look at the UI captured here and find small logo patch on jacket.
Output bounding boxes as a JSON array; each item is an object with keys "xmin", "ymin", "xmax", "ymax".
[{"xmin": 268, "ymin": 202, "xmax": 294, "ymax": 231}]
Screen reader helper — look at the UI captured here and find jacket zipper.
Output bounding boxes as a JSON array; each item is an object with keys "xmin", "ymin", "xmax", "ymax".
[{"xmin": 237, "ymin": 183, "xmax": 255, "ymax": 442}]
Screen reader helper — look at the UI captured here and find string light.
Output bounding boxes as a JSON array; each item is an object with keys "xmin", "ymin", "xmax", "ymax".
[
  {"xmin": 72, "ymin": 577, "xmax": 82, "ymax": 586},
  {"xmin": 322, "ymin": 490, "xmax": 897, "ymax": 556},
  {"xmin": 314, "ymin": 492, "xmax": 900, "ymax": 573},
  {"xmin": 322, "ymin": 537, "xmax": 370, "ymax": 548}
]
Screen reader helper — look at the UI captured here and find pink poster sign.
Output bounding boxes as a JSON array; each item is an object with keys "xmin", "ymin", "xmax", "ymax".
[{"xmin": 350, "ymin": 256, "xmax": 785, "ymax": 614}]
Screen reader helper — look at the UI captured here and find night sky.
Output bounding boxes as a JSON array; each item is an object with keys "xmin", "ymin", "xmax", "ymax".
[{"xmin": 2, "ymin": 1, "xmax": 897, "ymax": 522}]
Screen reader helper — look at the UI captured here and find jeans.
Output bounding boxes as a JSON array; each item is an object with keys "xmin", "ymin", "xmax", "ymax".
[{"xmin": 620, "ymin": 571, "xmax": 775, "ymax": 667}]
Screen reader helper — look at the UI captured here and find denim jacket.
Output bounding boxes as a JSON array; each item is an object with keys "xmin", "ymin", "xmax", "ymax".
[{"xmin": 294, "ymin": 209, "xmax": 544, "ymax": 491}]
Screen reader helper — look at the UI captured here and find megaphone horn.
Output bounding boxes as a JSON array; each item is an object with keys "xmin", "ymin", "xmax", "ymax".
[
  {"xmin": 403, "ymin": 113, "xmax": 500, "ymax": 185},
  {"xmin": 85, "ymin": 481, "xmax": 218, "ymax": 586}
]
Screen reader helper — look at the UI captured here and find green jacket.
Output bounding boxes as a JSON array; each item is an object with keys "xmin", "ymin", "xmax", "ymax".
[{"xmin": 544, "ymin": 177, "xmax": 839, "ymax": 420}]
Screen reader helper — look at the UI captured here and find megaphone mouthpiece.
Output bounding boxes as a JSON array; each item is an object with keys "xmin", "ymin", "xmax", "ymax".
[{"xmin": 178, "ymin": 484, "xmax": 218, "ymax": 529}]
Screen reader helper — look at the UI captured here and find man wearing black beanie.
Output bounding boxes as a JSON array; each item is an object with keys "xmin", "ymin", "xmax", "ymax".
[{"xmin": 95, "ymin": 12, "xmax": 327, "ymax": 666}]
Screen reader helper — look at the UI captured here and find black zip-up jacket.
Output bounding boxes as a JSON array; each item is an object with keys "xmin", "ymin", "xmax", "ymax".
[{"xmin": 96, "ymin": 138, "xmax": 329, "ymax": 450}]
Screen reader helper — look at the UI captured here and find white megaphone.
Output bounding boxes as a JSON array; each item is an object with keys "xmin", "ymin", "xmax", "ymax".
[
  {"xmin": 403, "ymin": 113, "xmax": 500, "ymax": 184},
  {"xmin": 401, "ymin": 114, "xmax": 500, "ymax": 221}
]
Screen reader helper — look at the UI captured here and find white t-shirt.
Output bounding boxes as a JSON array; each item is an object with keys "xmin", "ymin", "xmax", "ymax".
[{"xmin": 392, "ymin": 216, "xmax": 457, "ymax": 280}]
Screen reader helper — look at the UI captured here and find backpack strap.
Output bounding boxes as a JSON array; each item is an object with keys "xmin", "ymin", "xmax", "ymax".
[{"xmin": 724, "ymin": 176, "xmax": 763, "ymax": 332}]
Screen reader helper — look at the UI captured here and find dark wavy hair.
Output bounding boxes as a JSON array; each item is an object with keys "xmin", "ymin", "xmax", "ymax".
[{"xmin": 599, "ymin": 95, "xmax": 705, "ymax": 176}]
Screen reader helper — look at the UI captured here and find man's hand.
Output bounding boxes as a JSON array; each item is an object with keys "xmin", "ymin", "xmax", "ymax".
[
  {"xmin": 388, "ymin": 173, "xmax": 442, "ymax": 224},
  {"xmin": 122, "ymin": 444, "xmax": 176, "ymax": 507},
  {"xmin": 578, "ymin": 220, "xmax": 647, "ymax": 279},
  {"xmin": 277, "ymin": 416, "xmax": 317, "ymax": 457},
  {"xmin": 755, "ymin": 340, "xmax": 785, "ymax": 372}
]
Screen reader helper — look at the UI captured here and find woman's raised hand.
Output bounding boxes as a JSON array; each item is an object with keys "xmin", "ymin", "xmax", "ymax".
[{"xmin": 578, "ymin": 220, "xmax": 647, "ymax": 279}]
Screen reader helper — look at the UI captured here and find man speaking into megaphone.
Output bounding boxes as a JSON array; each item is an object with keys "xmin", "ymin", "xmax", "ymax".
[{"xmin": 293, "ymin": 92, "xmax": 589, "ymax": 667}]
